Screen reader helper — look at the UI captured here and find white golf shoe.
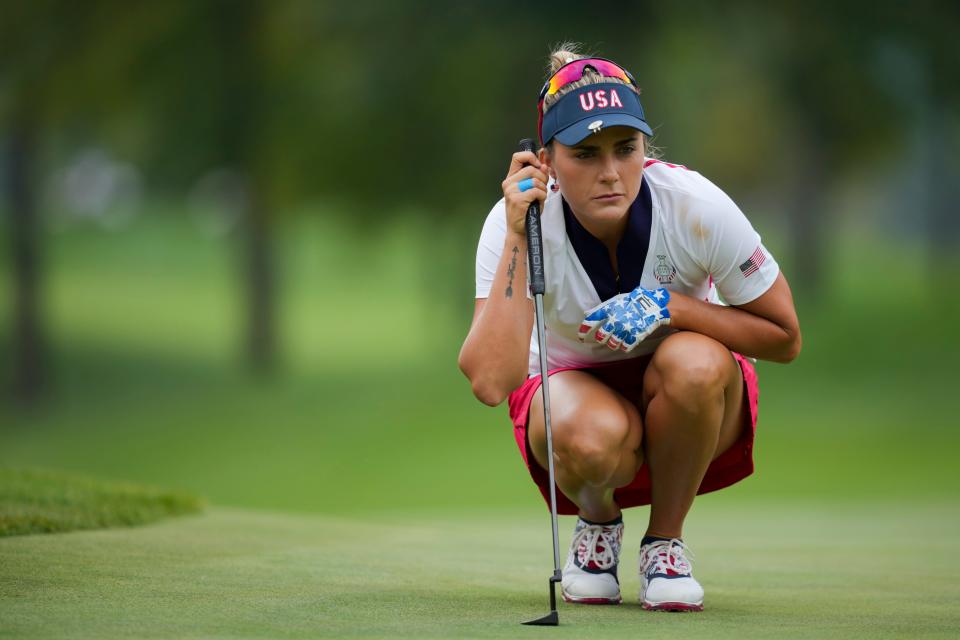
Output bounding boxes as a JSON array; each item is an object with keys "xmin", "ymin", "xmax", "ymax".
[
  {"xmin": 561, "ymin": 517, "xmax": 623, "ymax": 604},
  {"xmin": 638, "ymin": 538, "xmax": 704, "ymax": 611}
]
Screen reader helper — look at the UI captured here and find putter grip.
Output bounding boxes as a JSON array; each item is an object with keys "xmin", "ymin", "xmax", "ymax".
[{"xmin": 518, "ymin": 138, "xmax": 545, "ymax": 295}]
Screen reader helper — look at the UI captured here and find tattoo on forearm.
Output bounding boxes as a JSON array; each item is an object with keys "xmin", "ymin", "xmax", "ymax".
[{"xmin": 505, "ymin": 245, "xmax": 519, "ymax": 298}]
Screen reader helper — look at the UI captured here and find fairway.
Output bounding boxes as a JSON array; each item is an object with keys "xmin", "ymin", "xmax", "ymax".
[{"xmin": 2, "ymin": 503, "xmax": 958, "ymax": 639}]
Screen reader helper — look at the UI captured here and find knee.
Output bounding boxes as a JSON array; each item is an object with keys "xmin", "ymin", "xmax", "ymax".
[
  {"xmin": 553, "ymin": 403, "xmax": 634, "ymax": 481},
  {"xmin": 649, "ymin": 333, "xmax": 731, "ymax": 409}
]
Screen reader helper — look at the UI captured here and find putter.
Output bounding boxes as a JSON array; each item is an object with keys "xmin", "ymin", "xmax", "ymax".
[{"xmin": 517, "ymin": 138, "xmax": 563, "ymax": 627}]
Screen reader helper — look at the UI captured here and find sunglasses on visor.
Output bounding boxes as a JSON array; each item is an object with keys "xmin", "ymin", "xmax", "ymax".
[{"xmin": 538, "ymin": 57, "xmax": 637, "ymax": 101}]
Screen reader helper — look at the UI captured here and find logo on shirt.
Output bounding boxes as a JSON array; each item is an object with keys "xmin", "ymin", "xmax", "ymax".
[
  {"xmin": 654, "ymin": 255, "xmax": 677, "ymax": 284},
  {"xmin": 739, "ymin": 246, "xmax": 766, "ymax": 278}
]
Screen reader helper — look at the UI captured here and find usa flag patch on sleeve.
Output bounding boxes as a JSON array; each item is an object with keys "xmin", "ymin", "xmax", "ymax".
[{"xmin": 739, "ymin": 246, "xmax": 765, "ymax": 277}]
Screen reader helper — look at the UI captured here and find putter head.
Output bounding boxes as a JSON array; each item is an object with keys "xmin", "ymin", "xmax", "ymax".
[
  {"xmin": 521, "ymin": 574, "xmax": 561, "ymax": 625},
  {"xmin": 522, "ymin": 610, "xmax": 559, "ymax": 626}
]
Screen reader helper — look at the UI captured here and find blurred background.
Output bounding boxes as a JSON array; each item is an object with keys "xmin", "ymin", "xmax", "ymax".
[{"xmin": 1, "ymin": 0, "xmax": 958, "ymax": 517}]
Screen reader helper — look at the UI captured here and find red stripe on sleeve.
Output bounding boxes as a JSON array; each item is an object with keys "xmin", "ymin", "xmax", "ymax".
[{"xmin": 643, "ymin": 159, "xmax": 689, "ymax": 170}]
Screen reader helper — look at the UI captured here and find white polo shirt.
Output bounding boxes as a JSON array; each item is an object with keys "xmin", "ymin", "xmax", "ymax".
[{"xmin": 474, "ymin": 159, "xmax": 780, "ymax": 376}]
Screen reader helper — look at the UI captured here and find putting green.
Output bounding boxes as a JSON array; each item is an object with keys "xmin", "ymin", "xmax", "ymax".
[{"xmin": 1, "ymin": 502, "xmax": 957, "ymax": 639}]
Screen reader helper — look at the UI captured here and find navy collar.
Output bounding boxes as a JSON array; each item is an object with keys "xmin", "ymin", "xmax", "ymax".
[{"xmin": 563, "ymin": 177, "xmax": 653, "ymax": 301}]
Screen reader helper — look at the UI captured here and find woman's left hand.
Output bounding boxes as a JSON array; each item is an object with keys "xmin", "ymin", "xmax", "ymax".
[{"xmin": 578, "ymin": 287, "xmax": 672, "ymax": 352}]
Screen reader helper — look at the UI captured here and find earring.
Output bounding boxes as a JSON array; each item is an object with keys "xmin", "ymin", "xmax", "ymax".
[{"xmin": 550, "ymin": 179, "xmax": 559, "ymax": 192}]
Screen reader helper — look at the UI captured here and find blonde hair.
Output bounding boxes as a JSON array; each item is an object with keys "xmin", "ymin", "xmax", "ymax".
[{"xmin": 542, "ymin": 42, "xmax": 659, "ymax": 158}]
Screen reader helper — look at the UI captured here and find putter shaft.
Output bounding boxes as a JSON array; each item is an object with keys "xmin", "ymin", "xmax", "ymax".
[
  {"xmin": 535, "ymin": 294, "xmax": 562, "ymax": 577},
  {"xmin": 520, "ymin": 294, "xmax": 562, "ymax": 626}
]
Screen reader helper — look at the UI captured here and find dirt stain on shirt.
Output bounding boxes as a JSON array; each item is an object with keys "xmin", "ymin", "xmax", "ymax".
[{"xmin": 692, "ymin": 221, "xmax": 709, "ymax": 240}]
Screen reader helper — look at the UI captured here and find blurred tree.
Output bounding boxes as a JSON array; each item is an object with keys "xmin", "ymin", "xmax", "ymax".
[
  {"xmin": 0, "ymin": 1, "xmax": 195, "ymax": 400},
  {"xmin": 769, "ymin": 2, "xmax": 906, "ymax": 296},
  {"xmin": 2, "ymin": 98, "xmax": 44, "ymax": 402},
  {"xmin": 0, "ymin": 1, "xmax": 97, "ymax": 402},
  {"xmin": 99, "ymin": 0, "xmax": 280, "ymax": 371},
  {"xmin": 2, "ymin": 0, "xmax": 284, "ymax": 378},
  {"xmin": 214, "ymin": 0, "xmax": 275, "ymax": 371},
  {"xmin": 895, "ymin": 2, "xmax": 960, "ymax": 261}
]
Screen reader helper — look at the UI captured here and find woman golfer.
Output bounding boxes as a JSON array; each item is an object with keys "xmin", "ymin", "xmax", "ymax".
[{"xmin": 459, "ymin": 46, "xmax": 801, "ymax": 611}]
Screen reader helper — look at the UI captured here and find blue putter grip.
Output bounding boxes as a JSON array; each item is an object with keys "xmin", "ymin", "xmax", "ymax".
[{"xmin": 518, "ymin": 138, "xmax": 545, "ymax": 295}]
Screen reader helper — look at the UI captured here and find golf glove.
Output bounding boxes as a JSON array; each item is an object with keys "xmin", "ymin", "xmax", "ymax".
[{"xmin": 578, "ymin": 286, "xmax": 671, "ymax": 352}]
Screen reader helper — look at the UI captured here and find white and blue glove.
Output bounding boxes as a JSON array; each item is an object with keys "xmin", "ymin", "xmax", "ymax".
[{"xmin": 577, "ymin": 287, "xmax": 671, "ymax": 352}]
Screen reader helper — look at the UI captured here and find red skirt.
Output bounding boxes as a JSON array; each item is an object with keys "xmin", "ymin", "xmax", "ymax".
[{"xmin": 507, "ymin": 353, "xmax": 760, "ymax": 515}]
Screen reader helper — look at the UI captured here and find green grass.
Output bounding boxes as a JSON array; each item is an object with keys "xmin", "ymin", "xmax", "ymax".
[
  {"xmin": 2, "ymin": 504, "xmax": 958, "ymax": 639},
  {"xmin": 0, "ymin": 467, "xmax": 204, "ymax": 536},
  {"xmin": 1, "ymin": 213, "xmax": 959, "ymax": 637}
]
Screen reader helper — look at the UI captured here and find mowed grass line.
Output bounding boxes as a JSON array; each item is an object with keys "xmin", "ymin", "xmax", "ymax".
[
  {"xmin": 1, "ymin": 503, "xmax": 958, "ymax": 639},
  {"xmin": 0, "ymin": 468, "xmax": 204, "ymax": 536}
]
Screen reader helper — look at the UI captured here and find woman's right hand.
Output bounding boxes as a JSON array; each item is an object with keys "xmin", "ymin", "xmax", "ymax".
[{"xmin": 501, "ymin": 150, "xmax": 549, "ymax": 237}]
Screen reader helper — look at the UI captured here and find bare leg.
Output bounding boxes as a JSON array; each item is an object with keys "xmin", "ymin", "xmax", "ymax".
[
  {"xmin": 641, "ymin": 332, "xmax": 747, "ymax": 538},
  {"xmin": 527, "ymin": 371, "xmax": 644, "ymax": 523}
]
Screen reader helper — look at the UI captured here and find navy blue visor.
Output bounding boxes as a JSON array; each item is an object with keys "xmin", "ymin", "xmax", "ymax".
[{"xmin": 540, "ymin": 82, "xmax": 653, "ymax": 146}]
